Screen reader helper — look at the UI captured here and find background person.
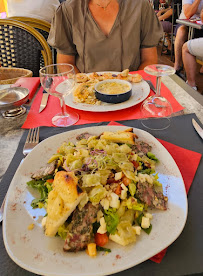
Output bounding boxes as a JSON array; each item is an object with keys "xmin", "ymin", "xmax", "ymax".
[
  {"xmin": 157, "ymin": 0, "xmax": 182, "ymax": 54},
  {"xmin": 182, "ymin": 9, "xmax": 203, "ymax": 90},
  {"xmin": 7, "ymin": 0, "xmax": 60, "ymax": 23},
  {"xmin": 48, "ymin": 0, "xmax": 163, "ymax": 73},
  {"xmin": 174, "ymin": 0, "xmax": 203, "ymax": 74}
]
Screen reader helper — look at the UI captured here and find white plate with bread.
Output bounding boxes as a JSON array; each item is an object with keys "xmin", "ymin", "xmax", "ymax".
[
  {"xmin": 65, "ymin": 71, "xmax": 150, "ymax": 112},
  {"xmin": 3, "ymin": 126, "xmax": 187, "ymax": 276}
]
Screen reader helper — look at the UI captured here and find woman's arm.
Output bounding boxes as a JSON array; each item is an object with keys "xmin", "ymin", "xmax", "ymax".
[
  {"xmin": 157, "ymin": 7, "xmax": 171, "ymax": 17},
  {"xmin": 57, "ymin": 53, "xmax": 80, "ymax": 73},
  {"xmin": 201, "ymin": 8, "xmax": 203, "ymax": 22},
  {"xmin": 158, "ymin": 8, "xmax": 173, "ymax": 21},
  {"xmin": 138, "ymin": 47, "xmax": 158, "ymax": 70},
  {"xmin": 183, "ymin": 0, "xmax": 201, "ymax": 19}
]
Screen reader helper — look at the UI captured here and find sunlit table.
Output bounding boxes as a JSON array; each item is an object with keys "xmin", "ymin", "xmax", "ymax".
[
  {"xmin": 176, "ymin": 18, "xmax": 203, "ymax": 39},
  {"xmin": 0, "ymin": 73, "xmax": 203, "ymax": 276}
]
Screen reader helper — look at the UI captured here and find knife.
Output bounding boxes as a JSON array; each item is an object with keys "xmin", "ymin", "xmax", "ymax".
[
  {"xmin": 145, "ymin": 80, "xmax": 156, "ymax": 94},
  {"xmin": 39, "ymin": 90, "xmax": 49, "ymax": 113},
  {"xmin": 192, "ymin": 118, "xmax": 203, "ymax": 140}
]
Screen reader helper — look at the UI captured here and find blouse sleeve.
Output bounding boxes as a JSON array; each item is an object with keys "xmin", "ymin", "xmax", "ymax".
[
  {"xmin": 140, "ymin": 0, "xmax": 163, "ymax": 48},
  {"xmin": 47, "ymin": 3, "xmax": 77, "ymax": 55}
]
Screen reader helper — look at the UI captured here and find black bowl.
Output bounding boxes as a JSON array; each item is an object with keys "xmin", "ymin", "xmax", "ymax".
[{"xmin": 95, "ymin": 79, "xmax": 132, "ymax": 104}]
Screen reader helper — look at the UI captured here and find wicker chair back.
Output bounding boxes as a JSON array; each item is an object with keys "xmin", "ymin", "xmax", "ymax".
[{"xmin": 0, "ymin": 19, "xmax": 52, "ymax": 76}]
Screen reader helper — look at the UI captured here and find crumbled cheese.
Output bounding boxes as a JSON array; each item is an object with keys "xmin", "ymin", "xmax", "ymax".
[
  {"xmin": 109, "ymin": 192, "xmax": 120, "ymax": 209},
  {"xmin": 141, "ymin": 217, "xmax": 150, "ymax": 229},
  {"xmin": 133, "ymin": 226, "xmax": 141, "ymax": 235},
  {"xmin": 100, "ymin": 198, "xmax": 110, "ymax": 210},
  {"xmin": 138, "ymin": 173, "xmax": 153, "ymax": 184},
  {"xmin": 97, "ymin": 217, "xmax": 107, "ymax": 234},
  {"xmin": 120, "ymin": 189, "xmax": 127, "ymax": 200},
  {"xmin": 28, "ymin": 223, "xmax": 34, "ymax": 230},
  {"xmin": 97, "ymin": 210, "xmax": 104, "ymax": 222},
  {"xmin": 131, "ymin": 154, "xmax": 138, "ymax": 161},
  {"xmin": 120, "ymin": 183, "xmax": 128, "ymax": 199},
  {"xmin": 144, "ymin": 212, "xmax": 153, "ymax": 219},
  {"xmin": 115, "ymin": 172, "xmax": 123, "ymax": 181},
  {"xmin": 41, "ymin": 217, "xmax": 47, "ymax": 228},
  {"xmin": 121, "ymin": 183, "xmax": 128, "ymax": 191}
]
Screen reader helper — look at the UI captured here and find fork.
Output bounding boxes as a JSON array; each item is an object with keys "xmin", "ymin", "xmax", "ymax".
[
  {"xmin": 0, "ymin": 127, "xmax": 40, "ymax": 223},
  {"xmin": 23, "ymin": 127, "xmax": 40, "ymax": 156}
]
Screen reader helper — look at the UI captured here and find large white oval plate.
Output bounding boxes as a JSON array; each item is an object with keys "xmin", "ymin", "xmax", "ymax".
[
  {"xmin": 3, "ymin": 126, "xmax": 188, "ymax": 276},
  {"xmin": 65, "ymin": 72, "xmax": 150, "ymax": 112}
]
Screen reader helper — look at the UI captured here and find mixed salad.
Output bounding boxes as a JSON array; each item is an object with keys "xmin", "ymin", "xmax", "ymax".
[{"xmin": 27, "ymin": 129, "xmax": 168, "ymax": 257}]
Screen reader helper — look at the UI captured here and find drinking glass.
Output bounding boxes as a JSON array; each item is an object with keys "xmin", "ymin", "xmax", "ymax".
[
  {"xmin": 39, "ymin": 63, "xmax": 79, "ymax": 127},
  {"xmin": 140, "ymin": 64, "xmax": 175, "ymax": 130}
]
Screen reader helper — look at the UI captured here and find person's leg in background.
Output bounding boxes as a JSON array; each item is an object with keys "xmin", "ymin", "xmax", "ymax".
[
  {"xmin": 182, "ymin": 38, "xmax": 203, "ymax": 90},
  {"xmin": 174, "ymin": 25, "xmax": 188, "ymax": 72},
  {"xmin": 182, "ymin": 42, "xmax": 197, "ymax": 89}
]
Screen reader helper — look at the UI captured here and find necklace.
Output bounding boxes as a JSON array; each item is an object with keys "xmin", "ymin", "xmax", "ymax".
[{"xmin": 96, "ymin": 0, "xmax": 112, "ymax": 10}]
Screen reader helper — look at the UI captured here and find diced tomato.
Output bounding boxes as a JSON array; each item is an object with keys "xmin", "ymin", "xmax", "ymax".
[
  {"xmin": 131, "ymin": 160, "xmax": 139, "ymax": 169},
  {"xmin": 46, "ymin": 179, "xmax": 54, "ymax": 183},
  {"xmin": 95, "ymin": 233, "xmax": 109, "ymax": 247},
  {"xmin": 122, "ymin": 176, "xmax": 131, "ymax": 186},
  {"xmin": 115, "ymin": 184, "xmax": 122, "ymax": 195}
]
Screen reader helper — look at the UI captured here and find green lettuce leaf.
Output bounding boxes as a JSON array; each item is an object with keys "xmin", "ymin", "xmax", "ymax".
[{"xmin": 104, "ymin": 208, "xmax": 119, "ymax": 234}]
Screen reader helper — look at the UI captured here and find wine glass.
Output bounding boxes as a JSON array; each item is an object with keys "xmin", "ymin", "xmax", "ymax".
[
  {"xmin": 141, "ymin": 64, "xmax": 175, "ymax": 130},
  {"xmin": 39, "ymin": 63, "xmax": 79, "ymax": 127}
]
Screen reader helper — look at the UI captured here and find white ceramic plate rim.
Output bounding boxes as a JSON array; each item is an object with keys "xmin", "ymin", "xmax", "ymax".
[
  {"xmin": 65, "ymin": 72, "xmax": 150, "ymax": 112},
  {"xmin": 3, "ymin": 126, "xmax": 188, "ymax": 276}
]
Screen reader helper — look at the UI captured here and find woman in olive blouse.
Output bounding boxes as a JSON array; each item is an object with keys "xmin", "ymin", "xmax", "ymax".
[{"xmin": 48, "ymin": 0, "xmax": 163, "ymax": 73}]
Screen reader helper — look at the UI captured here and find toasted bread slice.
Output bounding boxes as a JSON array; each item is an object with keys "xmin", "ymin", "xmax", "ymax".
[
  {"xmin": 117, "ymin": 128, "xmax": 134, "ymax": 133},
  {"xmin": 100, "ymin": 130, "xmax": 138, "ymax": 145},
  {"xmin": 120, "ymin": 69, "xmax": 129, "ymax": 77},
  {"xmin": 45, "ymin": 171, "xmax": 85, "ymax": 237}
]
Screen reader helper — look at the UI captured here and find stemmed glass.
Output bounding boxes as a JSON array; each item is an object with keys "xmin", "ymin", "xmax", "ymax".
[
  {"xmin": 141, "ymin": 64, "xmax": 175, "ymax": 130},
  {"xmin": 39, "ymin": 63, "xmax": 79, "ymax": 127}
]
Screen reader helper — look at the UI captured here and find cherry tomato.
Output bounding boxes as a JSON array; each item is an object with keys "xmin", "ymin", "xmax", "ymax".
[
  {"xmin": 95, "ymin": 233, "xmax": 109, "ymax": 247},
  {"xmin": 131, "ymin": 160, "xmax": 139, "ymax": 169},
  {"xmin": 115, "ymin": 184, "xmax": 122, "ymax": 195},
  {"xmin": 46, "ymin": 179, "xmax": 54, "ymax": 183},
  {"xmin": 122, "ymin": 176, "xmax": 131, "ymax": 186}
]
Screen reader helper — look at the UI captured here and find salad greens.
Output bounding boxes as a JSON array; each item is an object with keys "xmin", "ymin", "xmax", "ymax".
[{"xmin": 27, "ymin": 130, "xmax": 166, "ymax": 252}]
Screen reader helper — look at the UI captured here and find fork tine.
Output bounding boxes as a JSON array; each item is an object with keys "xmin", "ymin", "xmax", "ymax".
[
  {"xmin": 34, "ymin": 127, "xmax": 40, "ymax": 143},
  {"xmin": 25, "ymin": 128, "xmax": 32, "ymax": 143},
  {"xmin": 30, "ymin": 128, "xmax": 35, "ymax": 143},
  {"xmin": 23, "ymin": 128, "xmax": 40, "ymax": 156}
]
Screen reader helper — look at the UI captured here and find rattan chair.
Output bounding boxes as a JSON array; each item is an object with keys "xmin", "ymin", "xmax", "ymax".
[
  {"xmin": 8, "ymin": 16, "xmax": 56, "ymax": 64},
  {"xmin": 0, "ymin": 19, "xmax": 53, "ymax": 76},
  {"xmin": 8, "ymin": 16, "xmax": 51, "ymax": 39}
]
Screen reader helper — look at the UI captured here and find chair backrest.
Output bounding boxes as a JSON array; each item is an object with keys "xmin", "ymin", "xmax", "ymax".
[
  {"xmin": 8, "ymin": 16, "xmax": 56, "ymax": 64},
  {"xmin": 8, "ymin": 16, "xmax": 51, "ymax": 40},
  {"xmin": 0, "ymin": 19, "xmax": 53, "ymax": 76}
]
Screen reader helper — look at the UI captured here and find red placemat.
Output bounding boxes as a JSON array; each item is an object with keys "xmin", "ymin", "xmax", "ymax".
[
  {"xmin": 22, "ymin": 71, "xmax": 184, "ymax": 128},
  {"xmin": 13, "ymin": 77, "xmax": 40, "ymax": 101},
  {"xmin": 108, "ymin": 121, "xmax": 202, "ymax": 263}
]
